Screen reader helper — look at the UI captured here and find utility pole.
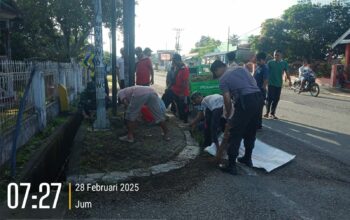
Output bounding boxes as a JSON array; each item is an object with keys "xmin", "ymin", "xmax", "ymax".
[
  {"xmin": 111, "ymin": 0, "xmax": 117, "ymax": 116},
  {"xmin": 173, "ymin": 28, "xmax": 183, "ymax": 53},
  {"xmin": 123, "ymin": 0, "xmax": 135, "ymax": 86},
  {"xmin": 93, "ymin": 0, "xmax": 110, "ymax": 129},
  {"xmin": 227, "ymin": 26, "xmax": 230, "ymax": 52}
]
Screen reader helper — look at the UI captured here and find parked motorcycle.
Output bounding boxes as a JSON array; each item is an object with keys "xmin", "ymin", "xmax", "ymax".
[{"xmin": 292, "ymin": 72, "xmax": 320, "ymax": 97}]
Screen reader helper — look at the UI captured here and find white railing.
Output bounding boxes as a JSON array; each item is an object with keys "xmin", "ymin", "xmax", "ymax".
[
  {"xmin": 0, "ymin": 60, "xmax": 85, "ymax": 133},
  {"xmin": 0, "ymin": 61, "xmax": 34, "ymax": 132}
]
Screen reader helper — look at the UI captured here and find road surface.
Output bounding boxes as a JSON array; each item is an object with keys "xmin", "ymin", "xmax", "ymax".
[
  {"xmin": 4, "ymin": 71, "xmax": 349, "ymax": 219},
  {"xmin": 63, "ymin": 71, "xmax": 350, "ymax": 219}
]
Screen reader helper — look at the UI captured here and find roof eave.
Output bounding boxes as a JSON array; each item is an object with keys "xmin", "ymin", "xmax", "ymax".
[{"xmin": 332, "ymin": 28, "xmax": 350, "ymax": 49}]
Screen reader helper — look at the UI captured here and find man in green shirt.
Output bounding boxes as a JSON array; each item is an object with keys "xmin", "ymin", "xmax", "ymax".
[{"xmin": 264, "ymin": 50, "xmax": 292, "ymax": 119}]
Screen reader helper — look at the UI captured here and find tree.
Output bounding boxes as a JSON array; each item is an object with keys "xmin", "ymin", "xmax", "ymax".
[
  {"xmin": 10, "ymin": 0, "xmax": 58, "ymax": 60},
  {"xmin": 190, "ymin": 36, "xmax": 221, "ymax": 58},
  {"xmin": 229, "ymin": 34, "xmax": 240, "ymax": 47},
  {"xmin": 10, "ymin": 0, "xmax": 123, "ymax": 62},
  {"xmin": 249, "ymin": 3, "xmax": 350, "ymax": 61},
  {"xmin": 49, "ymin": 0, "xmax": 94, "ymax": 61},
  {"xmin": 297, "ymin": 0, "xmax": 311, "ymax": 4}
]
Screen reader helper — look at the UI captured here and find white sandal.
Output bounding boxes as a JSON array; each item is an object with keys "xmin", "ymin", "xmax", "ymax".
[{"xmin": 119, "ymin": 135, "xmax": 135, "ymax": 143}]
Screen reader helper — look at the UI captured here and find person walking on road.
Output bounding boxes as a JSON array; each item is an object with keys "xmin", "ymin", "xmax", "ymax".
[
  {"xmin": 118, "ymin": 86, "xmax": 170, "ymax": 143},
  {"xmin": 211, "ymin": 60, "xmax": 263, "ymax": 175},
  {"xmin": 253, "ymin": 52, "xmax": 269, "ymax": 129},
  {"xmin": 162, "ymin": 53, "xmax": 190, "ymax": 123},
  {"xmin": 135, "ymin": 47, "xmax": 154, "ymax": 86},
  {"xmin": 265, "ymin": 50, "xmax": 292, "ymax": 119}
]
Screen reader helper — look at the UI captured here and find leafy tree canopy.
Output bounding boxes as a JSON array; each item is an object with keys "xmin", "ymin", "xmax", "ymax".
[
  {"xmin": 190, "ymin": 36, "xmax": 221, "ymax": 58},
  {"xmin": 229, "ymin": 34, "xmax": 240, "ymax": 47},
  {"xmin": 249, "ymin": 2, "xmax": 350, "ymax": 62},
  {"xmin": 11, "ymin": 0, "xmax": 123, "ymax": 62}
]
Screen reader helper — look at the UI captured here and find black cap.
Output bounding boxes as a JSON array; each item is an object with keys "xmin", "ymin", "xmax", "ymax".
[
  {"xmin": 172, "ymin": 53, "xmax": 182, "ymax": 62},
  {"xmin": 226, "ymin": 51, "xmax": 236, "ymax": 61},
  {"xmin": 191, "ymin": 91, "xmax": 202, "ymax": 101},
  {"xmin": 210, "ymin": 60, "xmax": 226, "ymax": 74},
  {"xmin": 135, "ymin": 47, "xmax": 142, "ymax": 54},
  {"xmin": 144, "ymin": 47, "xmax": 153, "ymax": 53}
]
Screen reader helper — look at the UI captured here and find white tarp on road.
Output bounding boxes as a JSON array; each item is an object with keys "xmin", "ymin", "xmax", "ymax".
[{"xmin": 204, "ymin": 138, "xmax": 296, "ymax": 172}]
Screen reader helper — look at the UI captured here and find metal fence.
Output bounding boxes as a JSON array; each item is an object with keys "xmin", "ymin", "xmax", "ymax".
[
  {"xmin": 0, "ymin": 61, "xmax": 34, "ymax": 132},
  {"xmin": 39, "ymin": 62, "xmax": 59, "ymax": 104},
  {"xmin": 0, "ymin": 60, "xmax": 84, "ymax": 133}
]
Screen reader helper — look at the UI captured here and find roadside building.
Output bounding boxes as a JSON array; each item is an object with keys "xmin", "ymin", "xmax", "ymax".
[
  {"xmin": 331, "ymin": 28, "xmax": 350, "ymax": 88},
  {"xmin": 157, "ymin": 50, "xmax": 175, "ymax": 70},
  {"xmin": 0, "ymin": 0, "xmax": 21, "ymax": 60}
]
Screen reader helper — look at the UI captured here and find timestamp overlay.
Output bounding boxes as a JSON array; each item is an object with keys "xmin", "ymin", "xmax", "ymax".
[
  {"xmin": 68, "ymin": 182, "xmax": 140, "ymax": 210},
  {"xmin": 2, "ymin": 182, "xmax": 140, "ymax": 218}
]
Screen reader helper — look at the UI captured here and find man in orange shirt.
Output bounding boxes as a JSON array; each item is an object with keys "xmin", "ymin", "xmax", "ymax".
[
  {"xmin": 135, "ymin": 47, "xmax": 154, "ymax": 86},
  {"xmin": 162, "ymin": 53, "xmax": 190, "ymax": 123}
]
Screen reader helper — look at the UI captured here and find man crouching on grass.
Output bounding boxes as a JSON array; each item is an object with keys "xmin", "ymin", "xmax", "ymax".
[
  {"xmin": 118, "ymin": 86, "xmax": 170, "ymax": 143},
  {"xmin": 189, "ymin": 92, "xmax": 233, "ymax": 164}
]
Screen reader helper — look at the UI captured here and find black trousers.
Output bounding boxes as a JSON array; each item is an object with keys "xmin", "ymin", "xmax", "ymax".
[
  {"xmin": 162, "ymin": 89, "xmax": 189, "ymax": 123},
  {"xmin": 266, "ymin": 85, "xmax": 282, "ymax": 115},
  {"xmin": 257, "ymin": 88, "xmax": 266, "ymax": 128},
  {"xmin": 228, "ymin": 92, "xmax": 263, "ymax": 164},
  {"xmin": 162, "ymin": 89, "xmax": 175, "ymax": 108},
  {"xmin": 119, "ymin": 80, "xmax": 125, "ymax": 89},
  {"xmin": 204, "ymin": 108, "xmax": 226, "ymax": 147}
]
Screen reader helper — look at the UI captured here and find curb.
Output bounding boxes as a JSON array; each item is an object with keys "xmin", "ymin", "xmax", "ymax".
[
  {"xmin": 320, "ymin": 86, "xmax": 350, "ymax": 98},
  {"xmin": 322, "ymin": 91, "xmax": 350, "ymax": 98},
  {"xmin": 66, "ymin": 129, "xmax": 200, "ymax": 184}
]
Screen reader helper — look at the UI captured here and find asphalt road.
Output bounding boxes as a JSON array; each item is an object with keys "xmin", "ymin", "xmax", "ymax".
[
  {"xmin": 62, "ymin": 71, "xmax": 350, "ymax": 219},
  {"xmin": 263, "ymin": 88, "xmax": 350, "ymax": 167}
]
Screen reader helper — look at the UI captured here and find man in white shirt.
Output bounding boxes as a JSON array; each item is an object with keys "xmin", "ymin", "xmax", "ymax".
[
  {"xmin": 190, "ymin": 93, "xmax": 231, "ymax": 150},
  {"xmin": 298, "ymin": 58, "xmax": 312, "ymax": 79},
  {"xmin": 298, "ymin": 58, "xmax": 313, "ymax": 92},
  {"xmin": 117, "ymin": 48, "xmax": 126, "ymax": 88}
]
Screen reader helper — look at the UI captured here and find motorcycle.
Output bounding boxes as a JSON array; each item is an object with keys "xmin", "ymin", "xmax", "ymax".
[{"xmin": 292, "ymin": 72, "xmax": 320, "ymax": 97}]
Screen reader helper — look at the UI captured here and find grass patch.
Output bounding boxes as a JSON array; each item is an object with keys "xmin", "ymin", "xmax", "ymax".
[
  {"xmin": 192, "ymin": 129, "xmax": 205, "ymax": 148},
  {"xmin": 74, "ymin": 117, "xmax": 186, "ymax": 174}
]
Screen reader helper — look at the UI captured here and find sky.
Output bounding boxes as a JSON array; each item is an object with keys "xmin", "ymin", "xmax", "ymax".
[{"xmin": 102, "ymin": 0, "xmax": 301, "ymax": 56}]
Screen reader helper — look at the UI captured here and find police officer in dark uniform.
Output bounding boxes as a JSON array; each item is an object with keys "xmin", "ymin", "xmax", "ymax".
[{"xmin": 210, "ymin": 58, "xmax": 263, "ymax": 175}]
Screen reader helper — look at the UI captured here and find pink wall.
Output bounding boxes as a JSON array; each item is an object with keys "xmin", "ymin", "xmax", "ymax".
[{"xmin": 345, "ymin": 44, "xmax": 350, "ymax": 67}]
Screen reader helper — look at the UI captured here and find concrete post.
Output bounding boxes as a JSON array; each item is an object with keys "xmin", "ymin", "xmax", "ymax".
[
  {"xmin": 4, "ymin": 61, "xmax": 14, "ymax": 97},
  {"xmin": 73, "ymin": 63, "xmax": 78, "ymax": 98},
  {"xmin": 58, "ymin": 64, "xmax": 66, "ymax": 87},
  {"xmin": 345, "ymin": 44, "xmax": 350, "ymax": 67},
  {"xmin": 32, "ymin": 70, "xmax": 47, "ymax": 130},
  {"xmin": 78, "ymin": 67, "xmax": 84, "ymax": 93},
  {"xmin": 93, "ymin": 0, "xmax": 110, "ymax": 129},
  {"xmin": 330, "ymin": 65, "xmax": 337, "ymax": 88},
  {"xmin": 331, "ymin": 64, "xmax": 346, "ymax": 88}
]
